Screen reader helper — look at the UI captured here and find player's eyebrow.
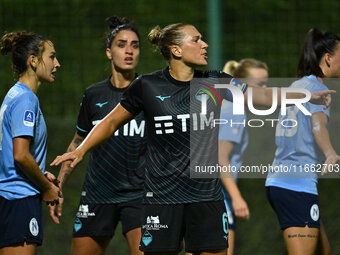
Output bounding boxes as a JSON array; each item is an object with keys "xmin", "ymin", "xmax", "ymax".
[
  {"xmin": 192, "ymin": 35, "xmax": 202, "ymax": 40},
  {"xmin": 117, "ymin": 40, "xmax": 140, "ymax": 43}
]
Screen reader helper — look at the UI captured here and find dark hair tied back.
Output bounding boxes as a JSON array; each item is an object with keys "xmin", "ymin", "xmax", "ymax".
[
  {"xmin": 297, "ymin": 28, "xmax": 340, "ymax": 77},
  {"xmin": 105, "ymin": 16, "xmax": 140, "ymax": 48},
  {"xmin": 1, "ymin": 31, "xmax": 46, "ymax": 75}
]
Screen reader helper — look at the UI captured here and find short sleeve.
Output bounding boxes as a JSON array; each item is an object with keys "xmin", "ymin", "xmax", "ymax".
[
  {"xmin": 11, "ymin": 93, "xmax": 38, "ymax": 138},
  {"xmin": 218, "ymin": 101, "xmax": 246, "ymax": 144},
  {"xmin": 120, "ymin": 76, "xmax": 143, "ymax": 115},
  {"xmin": 76, "ymin": 92, "xmax": 92, "ymax": 137}
]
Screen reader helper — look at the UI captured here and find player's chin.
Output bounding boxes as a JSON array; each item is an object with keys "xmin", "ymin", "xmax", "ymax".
[
  {"xmin": 194, "ymin": 61, "xmax": 208, "ymax": 67},
  {"xmin": 124, "ymin": 65, "xmax": 136, "ymax": 70},
  {"xmin": 117, "ymin": 63, "xmax": 136, "ymax": 72},
  {"xmin": 199, "ymin": 58, "xmax": 208, "ymax": 66},
  {"xmin": 45, "ymin": 76, "xmax": 56, "ymax": 83}
]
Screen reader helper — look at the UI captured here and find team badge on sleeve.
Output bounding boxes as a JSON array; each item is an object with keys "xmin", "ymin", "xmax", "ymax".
[{"xmin": 23, "ymin": 110, "xmax": 35, "ymax": 127}]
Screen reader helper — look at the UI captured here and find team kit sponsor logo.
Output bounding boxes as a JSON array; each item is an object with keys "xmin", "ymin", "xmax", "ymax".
[
  {"xmin": 142, "ymin": 215, "xmax": 168, "ymax": 247},
  {"xmin": 155, "ymin": 95, "xmax": 171, "ymax": 101},
  {"xmin": 92, "ymin": 119, "xmax": 145, "ymax": 137},
  {"xmin": 142, "ymin": 215, "xmax": 168, "ymax": 231},
  {"xmin": 95, "ymin": 101, "xmax": 108, "ymax": 108},
  {"xmin": 76, "ymin": 204, "xmax": 95, "ymax": 218}
]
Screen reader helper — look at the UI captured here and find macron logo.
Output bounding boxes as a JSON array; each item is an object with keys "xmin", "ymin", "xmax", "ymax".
[
  {"xmin": 155, "ymin": 95, "xmax": 171, "ymax": 101},
  {"xmin": 95, "ymin": 102, "xmax": 108, "ymax": 108}
]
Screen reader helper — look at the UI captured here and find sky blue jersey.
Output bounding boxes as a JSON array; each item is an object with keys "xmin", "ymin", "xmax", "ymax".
[
  {"xmin": 0, "ymin": 82, "xmax": 47, "ymax": 199},
  {"xmin": 265, "ymin": 75, "xmax": 330, "ymax": 195}
]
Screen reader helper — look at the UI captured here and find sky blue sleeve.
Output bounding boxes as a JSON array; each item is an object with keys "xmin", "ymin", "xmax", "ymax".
[{"xmin": 11, "ymin": 93, "xmax": 39, "ymax": 138}]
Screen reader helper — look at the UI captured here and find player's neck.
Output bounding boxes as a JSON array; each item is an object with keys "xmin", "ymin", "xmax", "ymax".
[
  {"xmin": 169, "ymin": 61, "xmax": 194, "ymax": 82},
  {"xmin": 19, "ymin": 71, "xmax": 40, "ymax": 94},
  {"xmin": 110, "ymin": 68, "xmax": 135, "ymax": 88}
]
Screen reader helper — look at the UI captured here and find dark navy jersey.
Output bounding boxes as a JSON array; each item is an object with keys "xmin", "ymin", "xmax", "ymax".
[
  {"xmin": 77, "ymin": 77, "xmax": 146, "ymax": 203},
  {"xmin": 121, "ymin": 67, "xmax": 247, "ymax": 204}
]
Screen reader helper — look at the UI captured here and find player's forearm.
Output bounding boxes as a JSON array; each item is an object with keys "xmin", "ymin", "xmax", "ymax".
[
  {"xmin": 219, "ymin": 156, "xmax": 242, "ymax": 200},
  {"xmin": 218, "ymin": 140, "xmax": 237, "ymax": 187},
  {"xmin": 58, "ymin": 133, "xmax": 84, "ymax": 187},
  {"xmin": 77, "ymin": 117, "xmax": 115, "ymax": 154},
  {"xmin": 15, "ymin": 152, "xmax": 51, "ymax": 192},
  {"xmin": 250, "ymin": 87, "xmax": 306, "ymax": 106},
  {"xmin": 249, "ymin": 87, "xmax": 273, "ymax": 106},
  {"xmin": 313, "ymin": 126, "xmax": 337, "ymax": 158},
  {"xmin": 220, "ymin": 174, "xmax": 242, "ymax": 200}
]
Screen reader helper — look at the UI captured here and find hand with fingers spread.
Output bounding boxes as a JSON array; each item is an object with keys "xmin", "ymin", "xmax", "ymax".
[
  {"xmin": 50, "ymin": 149, "xmax": 84, "ymax": 169},
  {"xmin": 49, "ymin": 194, "xmax": 64, "ymax": 224}
]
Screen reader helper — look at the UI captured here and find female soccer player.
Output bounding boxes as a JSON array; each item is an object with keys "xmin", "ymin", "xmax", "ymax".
[
  {"xmin": 265, "ymin": 28, "xmax": 340, "ymax": 255},
  {"xmin": 51, "ymin": 23, "xmax": 333, "ymax": 255},
  {"xmin": 219, "ymin": 58, "xmax": 268, "ymax": 255},
  {"xmin": 0, "ymin": 31, "xmax": 61, "ymax": 255},
  {"xmin": 51, "ymin": 16, "xmax": 146, "ymax": 255}
]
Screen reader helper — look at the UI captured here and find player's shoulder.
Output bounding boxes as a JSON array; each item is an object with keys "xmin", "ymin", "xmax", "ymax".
[
  {"xmin": 82, "ymin": 78, "xmax": 113, "ymax": 99},
  {"xmin": 86, "ymin": 78, "xmax": 110, "ymax": 91},
  {"xmin": 138, "ymin": 69, "xmax": 164, "ymax": 81},
  {"xmin": 292, "ymin": 75, "xmax": 328, "ymax": 91},
  {"xmin": 13, "ymin": 88, "xmax": 38, "ymax": 106},
  {"xmin": 128, "ymin": 69, "xmax": 165, "ymax": 89}
]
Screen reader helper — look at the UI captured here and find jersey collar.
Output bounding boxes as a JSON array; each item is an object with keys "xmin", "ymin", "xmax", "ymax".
[{"xmin": 163, "ymin": 67, "xmax": 191, "ymax": 86}]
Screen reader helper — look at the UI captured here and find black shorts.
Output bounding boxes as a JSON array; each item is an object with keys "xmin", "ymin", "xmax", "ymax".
[
  {"xmin": 0, "ymin": 195, "xmax": 43, "ymax": 248},
  {"xmin": 266, "ymin": 186, "xmax": 320, "ymax": 230},
  {"xmin": 73, "ymin": 198, "xmax": 142, "ymax": 238},
  {"xmin": 140, "ymin": 200, "xmax": 228, "ymax": 253}
]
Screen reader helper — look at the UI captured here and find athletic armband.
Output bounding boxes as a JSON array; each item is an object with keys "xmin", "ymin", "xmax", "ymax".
[{"xmin": 225, "ymin": 78, "xmax": 248, "ymax": 102}]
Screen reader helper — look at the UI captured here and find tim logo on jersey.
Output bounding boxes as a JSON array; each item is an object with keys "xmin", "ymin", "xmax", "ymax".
[{"xmin": 92, "ymin": 119, "xmax": 145, "ymax": 137}]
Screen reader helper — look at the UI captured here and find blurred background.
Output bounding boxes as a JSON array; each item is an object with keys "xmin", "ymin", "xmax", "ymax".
[{"xmin": 1, "ymin": 0, "xmax": 340, "ymax": 254}]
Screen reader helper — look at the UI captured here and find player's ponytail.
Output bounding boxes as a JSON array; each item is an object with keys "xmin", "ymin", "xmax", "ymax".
[
  {"xmin": 1, "ymin": 31, "xmax": 47, "ymax": 75},
  {"xmin": 148, "ymin": 25, "xmax": 162, "ymax": 50},
  {"xmin": 1, "ymin": 31, "xmax": 25, "ymax": 55},
  {"xmin": 223, "ymin": 60, "xmax": 240, "ymax": 76},
  {"xmin": 148, "ymin": 23, "xmax": 188, "ymax": 61},
  {"xmin": 297, "ymin": 28, "xmax": 340, "ymax": 77}
]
